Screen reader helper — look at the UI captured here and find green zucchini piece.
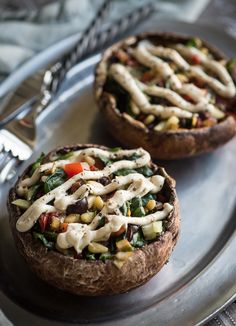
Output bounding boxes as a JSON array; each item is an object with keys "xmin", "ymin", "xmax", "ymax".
[{"xmin": 12, "ymin": 199, "xmax": 30, "ymax": 210}]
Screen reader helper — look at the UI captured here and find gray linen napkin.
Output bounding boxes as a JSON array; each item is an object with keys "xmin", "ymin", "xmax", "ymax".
[{"xmin": 0, "ymin": 0, "xmax": 210, "ymax": 80}]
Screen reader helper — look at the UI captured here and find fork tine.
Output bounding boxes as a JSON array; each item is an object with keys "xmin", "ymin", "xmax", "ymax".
[
  {"xmin": 0, "ymin": 147, "xmax": 11, "ymax": 171},
  {"xmin": 0, "ymin": 154, "xmax": 19, "ymax": 183}
]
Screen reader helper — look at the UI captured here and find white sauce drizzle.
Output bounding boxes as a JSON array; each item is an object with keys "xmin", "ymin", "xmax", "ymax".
[
  {"xmin": 110, "ymin": 64, "xmax": 192, "ymax": 119},
  {"xmin": 16, "ymin": 147, "xmax": 173, "ymax": 253},
  {"xmin": 175, "ymin": 44, "xmax": 236, "ymax": 98},
  {"xmin": 109, "ymin": 41, "xmax": 236, "ymax": 121}
]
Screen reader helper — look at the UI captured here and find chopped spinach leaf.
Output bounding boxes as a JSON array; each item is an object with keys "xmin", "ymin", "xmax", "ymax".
[
  {"xmin": 99, "ymin": 155, "xmax": 113, "ymax": 166},
  {"xmin": 136, "ymin": 166, "xmax": 153, "ymax": 177},
  {"xmin": 121, "ymin": 153, "xmax": 141, "ymax": 161},
  {"xmin": 86, "ymin": 252, "xmax": 96, "ymax": 261},
  {"xmin": 130, "ymin": 197, "xmax": 142, "ymax": 211},
  {"xmin": 99, "ymin": 252, "xmax": 113, "ymax": 262},
  {"xmin": 105, "ymin": 78, "xmax": 128, "ymax": 97},
  {"xmin": 44, "ymin": 169, "xmax": 67, "ymax": 193},
  {"xmin": 114, "ymin": 165, "xmax": 153, "ymax": 177},
  {"xmin": 133, "ymin": 206, "xmax": 146, "ymax": 217},
  {"xmin": 128, "ymin": 153, "xmax": 141, "ymax": 161},
  {"xmin": 141, "ymin": 193, "xmax": 156, "ymax": 207},
  {"xmin": 55, "ymin": 151, "xmax": 74, "ymax": 161},
  {"xmin": 109, "ymin": 147, "xmax": 122, "ymax": 152},
  {"xmin": 43, "ymin": 231, "xmax": 57, "ymax": 241},
  {"xmin": 186, "ymin": 38, "xmax": 197, "ymax": 48},
  {"xmin": 114, "ymin": 168, "xmax": 137, "ymax": 176},
  {"xmin": 109, "ymin": 238, "xmax": 117, "ymax": 253},
  {"xmin": 30, "ymin": 153, "xmax": 45, "ymax": 175},
  {"xmin": 33, "ymin": 231, "xmax": 54, "ymax": 249},
  {"xmin": 104, "ymin": 78, "xmax": 131, "ymax": 113}
]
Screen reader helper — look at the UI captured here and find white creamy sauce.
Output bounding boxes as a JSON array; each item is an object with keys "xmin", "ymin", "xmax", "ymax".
[
  {"xmin": 16, "ymin": 148, "xmax": 173, "ymax": 253},
  {"xmin": 175, "ymin": 44, "xmax": 236, "ymax": 98},
  {"xmin": 110, "ymin": 64, "xmax": 192, "ymax": 119},
  {"xmin": 109, "ymin": 41, "xmax": 236, "ymax": 121}
]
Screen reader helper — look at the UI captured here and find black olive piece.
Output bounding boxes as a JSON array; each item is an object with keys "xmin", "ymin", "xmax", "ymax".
[
  {"xmin": 126, "ymin": 225, "xmax": 139, "ymax": 242},
  {"xmin": 66, "ymin": 197, "xmax": 88, "ymax": 215},
  {"xmin": 199, "ymin": 111, "xmax": 211, "ymax": 120},
  {"xmin": 99, "ymin": 176, "xmax": 111, "ymax": 186},
  {"xmin": 147, "ymin": 122, "xmax": 156, "ymax": 130},
  {"xmin": 74, "ymin": 252, "xmax": 83, "ymax": 260}
]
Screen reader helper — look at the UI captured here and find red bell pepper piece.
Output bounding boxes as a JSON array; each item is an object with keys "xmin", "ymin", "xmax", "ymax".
[
  {"xmin": 64, "ymin": 162, "xmax": 84, "ymax": 178},
  {"xmin": 90, "ymin": 165, "xmax": 97, "ymax": 171},
  {"xmin": 183, "ymin": 94, "xmax": 192, "ymax": 102},
  {"xmin": 191, "ymin": 55, "xmax": 201, "ymax": 65},
  {"xmin": 39, "ymin": 213, "xmax": 50, "ymax": 232}
]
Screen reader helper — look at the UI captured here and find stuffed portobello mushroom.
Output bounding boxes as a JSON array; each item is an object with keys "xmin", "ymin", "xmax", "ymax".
[
  {"xmin": 95, "ymin": 32, "xmax": 236, "ymax": 159},
  {"xmin": 8, "ymin": 144, "xmax": 179, "ymax": 296}
]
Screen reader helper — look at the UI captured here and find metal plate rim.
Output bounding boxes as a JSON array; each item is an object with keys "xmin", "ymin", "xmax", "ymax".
[{"xmin": 0, "ymin": 19, "xmax": 236, "ymax": 326}]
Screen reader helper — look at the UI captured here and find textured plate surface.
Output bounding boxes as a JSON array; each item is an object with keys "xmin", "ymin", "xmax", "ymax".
[{"xmin": 0, "ymin": 20, "xmax": 236, "ymax": 326}]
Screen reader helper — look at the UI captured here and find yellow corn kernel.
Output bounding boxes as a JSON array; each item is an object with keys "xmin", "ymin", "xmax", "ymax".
[
  {"xmin": 154, "ymin": 121, "xmax": 167, "ymax": 132},
  {"xmin": 166, "ymin": 116, "xmax": 179, "ymax": 130},
  {"xmin": 115, "ymin": 251, "xmax": 133, "ymax": 261},
  {"xmin": 201, "ymin": 47, "xmax": 209, "ymax": 55},
  {"xmin": 50, "ymin": 217, "xmax": 61, "ymax": 231},
  {"xmin": 88, "ymin": 242, "xmax": 108, "ymax": 254},
  {"xmin": 194, "ymin": 37, "xmax": 202, "ymax": 47},
  {"xmin": 146, "ymin": 199, "xmax": 156, "ymax": 211},
  {"xmin": 176, "ymin": 73, "xmax": 188, "ymax": 83},
  {"xmin": 80, "ymin": 212, "xmax": 94, "ymax": 224},
  {"xmin": 113, "ymin": 259, "xmax": 125, "ymax": 269},
  {"xmin": 84, "ymin": 155, "xmax": 95, "ymax": 166},
  {"xmin": 93, "ymin": 196, "xmax": 104, "ymax": 210},
  {"xmin": 144, "ymin": 114, "xmax": 155, "ymax": 125},
  {"xmin": 116, "ymin": 239, "xmax": 133, "ymax": 252},
  {"xmin": 64, "ymin": 214, "xmax": 80, "ymax": 223},
  {"xmin": 192, "ymin": 114, "xmax": 198, "ymax": 127},
  {"xmin": 130, "ymin": 100, "xmax": 140, "ymax": 115},
  {"xmin": 127, "ymin": 208, "xmax": 131, "ymax": 217}
]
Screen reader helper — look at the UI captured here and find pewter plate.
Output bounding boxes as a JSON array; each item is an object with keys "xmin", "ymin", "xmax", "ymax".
[{"xmin": 0, "ymin": 21, "xmax": 236, "ymax": 326}]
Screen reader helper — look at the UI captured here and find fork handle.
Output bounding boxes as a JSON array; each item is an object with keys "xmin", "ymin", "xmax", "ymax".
[{"xmin": 46, "ymin": 0, "xmax": 111, "ymax": 95}]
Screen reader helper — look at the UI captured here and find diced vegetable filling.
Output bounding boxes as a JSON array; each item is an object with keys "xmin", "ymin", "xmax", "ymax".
[
  {"xmin": 104, "ymin": 37, "xmax": 236, "ymax": 131},
  {"xmin": 13, "ymin": 147, "xmax": 173, "ymax": 267}
]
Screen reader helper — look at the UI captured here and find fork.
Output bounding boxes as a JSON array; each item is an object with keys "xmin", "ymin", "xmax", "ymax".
[
  {"xmin": 0, "ymin": 3, "xmax": 154, "ymax": 183},
  {"xmin": 0, "ymin": 0, "xmax": 111, "ymax": 183}
]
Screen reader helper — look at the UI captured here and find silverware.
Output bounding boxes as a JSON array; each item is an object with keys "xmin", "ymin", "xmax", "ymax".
[
  {"xmin": 0, "ymin": 2, "xmax": 154, "ymax": 128},
  {"xmin": 0, "ymin": 3, "xmax": 154, "ymax": 183},
  {"xmin": 0, "ymin": 0, "xmax": 112, "ymax": 129},
  {"xmin": 0, "ymin": 0, "xmax": 111, "ymax": 183}
]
